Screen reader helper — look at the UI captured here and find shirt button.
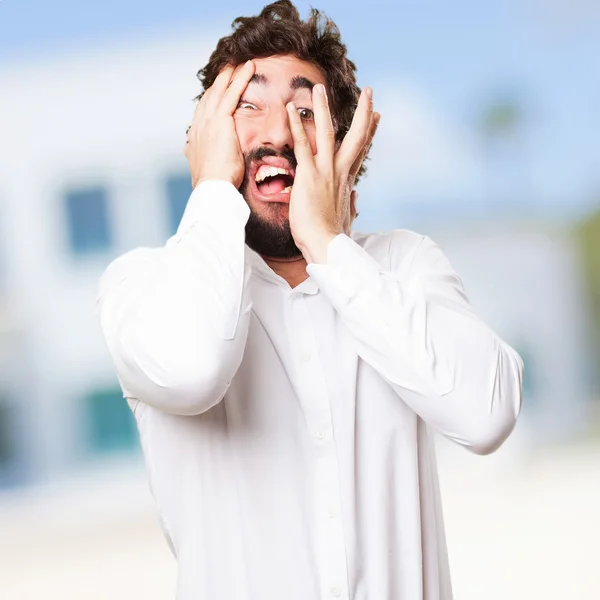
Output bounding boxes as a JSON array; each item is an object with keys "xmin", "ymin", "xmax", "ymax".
[
  {"xmin": 327, "ymin": 507, "xmax": 337, "ymax": 519},
  {"xmin": 316, "ymin": 429, "xmax": 327, "ymax": 440},
  {"xmin": 330, "ymin": 586, "xmax": 342, "ymax": 597},
  {"xmin": 300, "ymin": 352, "xmax": 311, "ymax": 362}
]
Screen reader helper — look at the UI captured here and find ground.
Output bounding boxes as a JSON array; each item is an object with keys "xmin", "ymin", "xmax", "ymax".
[{"xmin": 1, "ymin": 435, "xmax": 598, "ymax": 600}]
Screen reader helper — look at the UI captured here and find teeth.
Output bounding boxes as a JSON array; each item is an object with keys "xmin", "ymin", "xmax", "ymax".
[
  {"xmin": 255, "ymin": 165, "xmax": 292, "ymax": 183},
  {"xmin": 282, "ymin": 186, "xmax": 292, "ymax": 194}
]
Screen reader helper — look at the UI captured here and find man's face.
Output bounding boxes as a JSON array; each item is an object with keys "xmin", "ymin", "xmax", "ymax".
[{"xmin": 231, "ymin": 54, "xmax": 327, "ymax": 259}]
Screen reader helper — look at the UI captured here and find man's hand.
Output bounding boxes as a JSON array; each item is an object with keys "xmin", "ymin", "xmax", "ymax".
[
  {"xmin": 185, "ymin": 61, "xmax": 256, "ymax": 189},
  {"xmin": 286, "ymin": 84, "xmax": 380, "ymax": 264}
]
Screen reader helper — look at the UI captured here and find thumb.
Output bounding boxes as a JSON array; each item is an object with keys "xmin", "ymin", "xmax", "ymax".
[
  {"xmin": 343, "ymin": 189, "xmax": 358, "ymax": 235},
  {"xmin": 350, "ymin": 190, "xmax": 358, "ymax": 220}
]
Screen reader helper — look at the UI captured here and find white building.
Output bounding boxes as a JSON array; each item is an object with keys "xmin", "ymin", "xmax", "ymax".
[
  {"xmin": 0, "ymin": 30, "xmax": 595, "ymax": 489},
  {"xmin": 0, "ymin": 31, "xmax": 216, "ymax": 487}
]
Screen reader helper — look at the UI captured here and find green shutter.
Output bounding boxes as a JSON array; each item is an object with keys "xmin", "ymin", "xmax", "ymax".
[
  {"xmin": 84, "ymin": 387, "xmax": 138, "ymax": 454},
  {"xmin": 0, "ymin": 402, "xmax": 16, "ymax": 467}
]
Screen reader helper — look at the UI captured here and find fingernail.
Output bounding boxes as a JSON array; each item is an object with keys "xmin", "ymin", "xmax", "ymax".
[
  {"xmin": 365, "ymin": 87, "xmax": 373, "ymax": 99},
  {"xmin": 315, "ymin": 84, "xmax": 326, "ymax": 97},
  {"xmin": 245, "ymin": 60, "xmax": 253, "ymax": 68}
]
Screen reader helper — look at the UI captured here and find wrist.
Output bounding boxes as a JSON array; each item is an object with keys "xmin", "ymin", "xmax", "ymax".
[
  {"xmin": 297, "ymin": 229, "xmax": 339, "ymax": 265},
  {"xmin": 194, "ymin": 174, "xmax": 238, "ymax": 189}
]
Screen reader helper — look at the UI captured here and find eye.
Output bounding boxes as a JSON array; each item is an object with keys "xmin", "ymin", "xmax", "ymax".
[
  {"xmin": 297, "ymin": 107, "xmax": 314, "ymax": 121},
  {"xmin": 237, "ymin": 100, "xmax": 257, "ymax": 110}
]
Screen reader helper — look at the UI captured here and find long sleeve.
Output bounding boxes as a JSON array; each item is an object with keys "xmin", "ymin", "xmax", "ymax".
[
  {"xmin": 306, "ymin": 232, "xmax": 523, "ymax": 455},
  {"xmin": 96, "ymin": 180, "xmax": 252, "ymax": 416}
]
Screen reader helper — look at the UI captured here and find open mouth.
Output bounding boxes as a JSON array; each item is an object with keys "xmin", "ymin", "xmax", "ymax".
[{"xmin": 251, "ymin": 162, "xmax": 295, "ymax": 202}]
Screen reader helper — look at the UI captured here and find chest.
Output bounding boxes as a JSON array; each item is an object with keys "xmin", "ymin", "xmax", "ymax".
[
  {"xmin": 227, "ymin": 288, "xmax": 354, "ymax": 432},
  {"xmin": 224, "ymin": 284, "xmax": 415, "ymax": 449}
]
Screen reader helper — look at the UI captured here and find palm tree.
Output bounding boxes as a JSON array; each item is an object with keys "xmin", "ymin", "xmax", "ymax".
[
  {"xmin": 577, "ymin": 206, "xmax": 600, "ymax": 391},
  {"xmin": 478, "ymin": 94, "xmax": 529, "ymax": 212}
]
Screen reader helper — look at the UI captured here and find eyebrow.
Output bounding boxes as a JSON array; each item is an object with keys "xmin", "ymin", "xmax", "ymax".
[
  {"xmin": 248, "ymin": 73, "xmax": 316, "ymax": 91},
  {"xmin": 248, "ymin": 73, "xmax": 268, "ymax": 86},
  {"xmin": 290, "ymin": 75, "xmax": 316, "ymax": 91}
]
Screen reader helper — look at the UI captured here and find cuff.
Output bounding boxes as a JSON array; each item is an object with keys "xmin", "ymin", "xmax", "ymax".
[
  {"xmin": 306, "ymin": 234, "xmax": 383, "ymax": 309},
  {"xmin": 176, "ymin": 180, "xmax": 250, "ymax": 237}
]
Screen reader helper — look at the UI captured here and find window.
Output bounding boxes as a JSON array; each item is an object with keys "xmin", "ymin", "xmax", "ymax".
[
  {"xmin": 515, "ymin": 344, "xmax": 535, "ymax": 408},
  {"xmin": 0, "ymin": 398, "xmax": 21, "ymax": 488},
  {"xmin": 0, "ymin": 402, "xmax": 16, "ymax": 468},
  {"xmin": 84, "ymin": 386, "xmax": 138, "ymax": 454},
  {"xmin": 165, "ymin": 174, "xmax": 192, "ymax": 235},
  {"xmin": 64, "ymin": 185, "xmax": 112, "ymax": 254}
]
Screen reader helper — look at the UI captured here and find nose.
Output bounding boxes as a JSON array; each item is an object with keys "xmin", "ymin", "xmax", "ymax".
[{"xmin": 259, "ymin": 104, "xmax": 294, "ymax": 152}]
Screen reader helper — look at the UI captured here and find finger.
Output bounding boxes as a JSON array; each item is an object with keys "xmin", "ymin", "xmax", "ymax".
[
  {"xmin": 184, "ymin": 120, "xmax": 192, "ymax": 153},
  {"xmin": 204, "ymin": 64, "xmax": 235, "ymax": 113},
  {"xmin": 185, "ymin": 116, "xmax": 197, "ymax": 143},
  {"xmin": 286, "ymin": 102, "xmax": 315, "ymax": 166},
  {"xmin": 336, "ymin": 87, "xmax": 374, "ymax": 171},
  {"xmin": 312, "ymin": 84, "xmax": 335, "ymax": 167},
  {"xmin": 189, "ymin": 85, "xmax": 213, "ymax": 133},
  {"xmin": 219, "ymin": 60, "xmax": 256, "ymax": 115},
  {"xmin": 188, "ymin": 102, "xmax": 204, "ymax": 140},
  {"xmin": 350, "ymin": 112, "xmax": 380, "ymax": 179}
]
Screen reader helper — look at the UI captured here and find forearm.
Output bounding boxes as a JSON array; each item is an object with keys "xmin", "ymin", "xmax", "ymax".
[
  {"xmin": 342, "ymin": 277, "xmax": 523, "ymax": 454},
  {"xmin": 97, "ymin": 180, "xmax": 252, "ymax": 415},
  {"xmin": 308, "ymin": 233, "xmax": 523, "ymax": 454}
]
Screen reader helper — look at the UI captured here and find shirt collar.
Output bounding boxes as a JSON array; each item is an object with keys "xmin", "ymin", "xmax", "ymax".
[{"xmin": 244, "ymin": 245, "xmax": 319, "ymax": 296}]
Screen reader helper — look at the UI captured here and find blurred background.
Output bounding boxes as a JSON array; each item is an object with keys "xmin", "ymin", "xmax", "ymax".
[{"xmin": 1, "ymin": 0, "xmax": 599, "ymax": 598}]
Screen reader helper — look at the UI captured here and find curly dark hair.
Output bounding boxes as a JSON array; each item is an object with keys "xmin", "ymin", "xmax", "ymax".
[{"xmin": 196, "ymin": 0, "xmax": 368, "ymax": 181}]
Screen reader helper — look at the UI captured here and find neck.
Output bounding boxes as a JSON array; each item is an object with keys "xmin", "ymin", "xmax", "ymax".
[{"xmin": 262, "ymin": 254, "xmax": 309, "ymax": 289}]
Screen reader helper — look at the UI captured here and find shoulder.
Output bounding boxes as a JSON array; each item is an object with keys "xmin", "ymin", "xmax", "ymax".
[
  {"xmin": 350, "ymin": 228, "xmax": 430, "ymax": 272},
  {"xmin": 350, "ymin": 229, "xmax": 466, "ymax": 298}
]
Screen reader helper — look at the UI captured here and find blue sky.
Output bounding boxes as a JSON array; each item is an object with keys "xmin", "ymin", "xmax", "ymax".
[{"xmin": 2, "ymin": 0, "xmax": 599, "ymax": 219}]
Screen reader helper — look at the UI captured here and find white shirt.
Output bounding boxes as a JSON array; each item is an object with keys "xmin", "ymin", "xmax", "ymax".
[{"xmin": 97, "ymin": 180, "xmax": 523, "ymax": 600}]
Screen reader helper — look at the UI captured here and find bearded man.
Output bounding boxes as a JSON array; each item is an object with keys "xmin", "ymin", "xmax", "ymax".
[{"xmin": 97, "ymin": 2, "xmax": 523, "ymax": 599}]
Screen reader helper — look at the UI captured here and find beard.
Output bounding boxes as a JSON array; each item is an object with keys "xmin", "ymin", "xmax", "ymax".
[{"xmin": 240, "ymin": 146, "xmax": 302, "ymax": 259}]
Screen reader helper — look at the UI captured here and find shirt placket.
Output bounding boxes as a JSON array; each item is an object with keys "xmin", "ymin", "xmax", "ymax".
[{"xmin": 288, "ymin": 291, "xmax": 350, "ymax": 600}]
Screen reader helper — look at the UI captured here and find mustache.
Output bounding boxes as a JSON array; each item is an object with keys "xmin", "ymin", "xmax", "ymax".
[{"xmin": 243, "ymin": 146, "xmax": 297, "ymax": 172}]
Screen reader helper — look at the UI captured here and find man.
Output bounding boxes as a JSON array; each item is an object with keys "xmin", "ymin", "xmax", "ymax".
[{"xmin": 97, "ymin": 2, "xmax": 523, "ymax": 599}]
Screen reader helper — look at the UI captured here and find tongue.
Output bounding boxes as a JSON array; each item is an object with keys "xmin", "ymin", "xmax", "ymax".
[{"xmin": 258, "ymin": 177, "xmax": 287, "ymax": 195}]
